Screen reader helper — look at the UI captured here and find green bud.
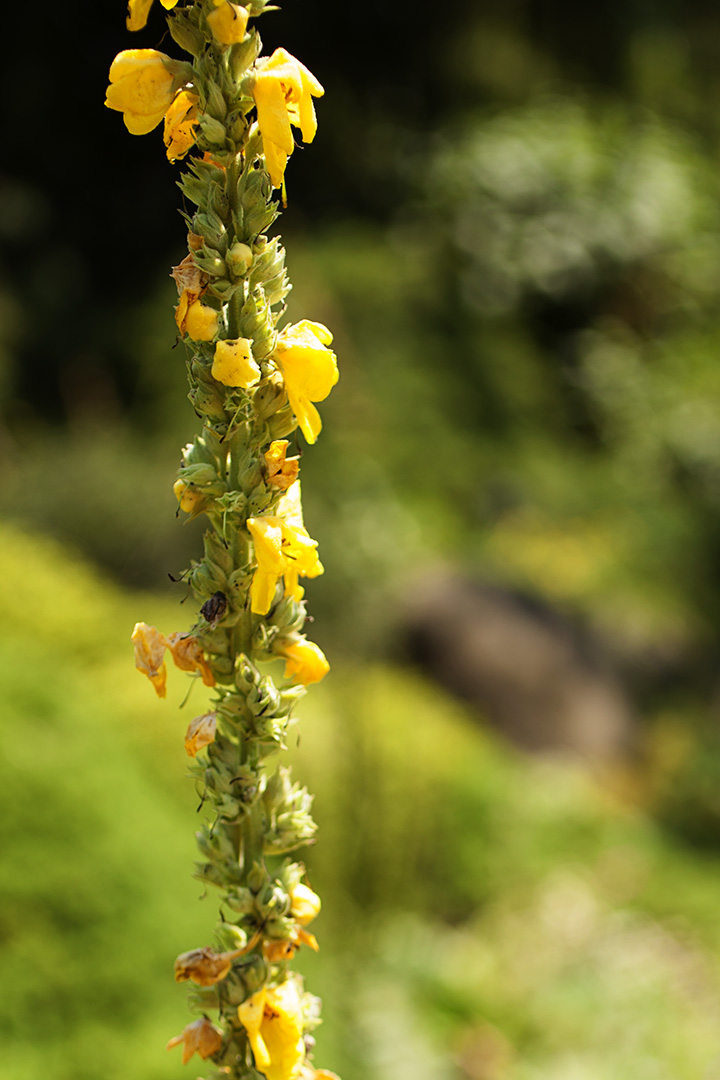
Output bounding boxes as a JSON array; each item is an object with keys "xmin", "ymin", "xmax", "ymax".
[
  {"xmin": 264, "ymin": 269, "xmax": 291, "ymax": 307},
  {"xmin": 240, "ymin": 956, "xmax": 268, "ymax": 995},
  {"xmin": 248, "ymin": 675, "xmax": 282, "ymax": 717},
  {"xmin": 225, "ymin": 887, "xmax": 256, "ymax": 915},
  {"xmin": 267, "ymin": 406, "xmax": 298, "ymax": 440},
  {"xmin": 193, "ymin": 250, "xmax": 228, "ymax": 277},
  {"xmin": 230, "ymin": 33, "xmax": 261, "ymax": 80},
  {"xmin": 268, "ymin": 595, "xmax": 306, "ymax": 632},
  {"xmin": 193, "ymin": 210, "xmax": 226, "ymax": 250},
  {"xmin": 183, "ymin": 437, "xmax": 217, "ymax": 468},
  {"xmin": 178, "ymin": 174, "xmax": 208, "ymax": 209},
  {"xmin": 168, "ymin": 11, "xmax": 205, "ymax": 56},
  {"xmin": 189, "ymin": 563, "xmax": 224, "ymax": 597},
  {"xmin": 209, "ymin": 182, "xmax": 230, "ymax": 218},
  {"xmin": 177, "ymin": 463, "xmax": 218, "ymax": 486},
  {"xmin": 193, "ymin": 861, "xmax": 225, "ymax": 888},
  {"xmin": 199, "ymin": 112, "xmax": 228, "ymax": 150},
  {"xmin": 247, "ymin": 862, "xmax": 266, "ymax": 894},
  {"xmin": 189, "ymin": 382, "xmax": 227, "ymax": 423},
  {"xmin": 187, "ymin": 986, "xmax": 221, "ymax": 1012},
  {"xmin": 204, "ymin": 531, "xmax": 235, "ymax": 572},
  {"xmin": 196, "ymin": 824, "xmax": 236, "ymax": 864},
  {"xmin": 207, "ymin": 278, "xmax": 238, "ymax": 302},
  {"xmin": 253, "ymin": 377, "xmax": 284, "ymax": 420},
  {"xmin": 216, "ymin": 922, "xmax": 248, "ymax": 952},
  {"xmin": 205, "ymin": 81, "xmax": 228, "ymax": 122},
  {"xmin": 237, "ymin": 169, "xmax": 277, "ymax": 240},
  {"xmin": 226, "ymin": 110, "xmax": 249, "ymax": 143}
]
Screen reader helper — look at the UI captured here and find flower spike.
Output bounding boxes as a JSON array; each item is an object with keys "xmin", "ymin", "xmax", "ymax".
[{"xmin": 113, "ymin": 1, "xmax": 339, "ymax": 1076}]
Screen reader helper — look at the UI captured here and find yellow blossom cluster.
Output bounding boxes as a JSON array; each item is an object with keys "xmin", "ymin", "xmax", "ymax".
[
  {"xmin": 115, "ymin": 5, "xmax": 339, "ymax": 1078},
  {"xmin": 105, "ymin": 32, "xmax": 323, "ymax": 184}
]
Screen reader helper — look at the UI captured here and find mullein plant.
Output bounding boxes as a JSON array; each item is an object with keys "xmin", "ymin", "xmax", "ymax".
[{"xmin": 106, "ymin": 2, "xmax": 340, "ymax": 1077}]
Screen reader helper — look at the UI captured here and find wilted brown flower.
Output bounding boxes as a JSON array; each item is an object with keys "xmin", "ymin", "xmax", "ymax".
[
  {"xmin": 131, "ymin": 622, "xmax": 168, "ymax": 698},
  {"xmin": 184, "ymin": 712, "xmax": 217, "ymax": 757},
  {"xmin": 166, "ymin": 1017, "xmax": 223, "ymax": 1064},
  {"xmin": 174, "ymin": 946, "xmax": 242, "ymax": 986},
  {"xmin": 166, "ymin": 633, "xmax": 215, "ymax": 686}
]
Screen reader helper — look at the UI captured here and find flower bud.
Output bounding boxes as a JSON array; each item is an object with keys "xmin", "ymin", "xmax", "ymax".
[
  {"xmin": 279, "ymin": 637, "xmax": 330, "ymax": 686},
  {"xmin": 207, "ymin": 2, "xmax": 250, "ymax": 47},
  {"xmin": 290, "ymin": 882, "xmax": 321, "ymax": 925},
  {"xmin": 263, "ymin": 938, "xmax": 297, "ymax": 963},
  {"xmin": 226, "ymin": 241, "xmax": 254, "ymax": 277},
  {"xmin": 198, "ymin": 112, "xmax": 228, "ymax": 148},
  {"xmin": 173, "ymin": 479, "xmax": 207, "ymax": 515}
]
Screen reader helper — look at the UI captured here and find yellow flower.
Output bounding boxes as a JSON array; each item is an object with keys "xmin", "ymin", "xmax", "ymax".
[
  {"xmin": 289, "ymin": 882, "xmax": 321, "ymax": 926},
  {"xmin": 212, "ymin": 338, "xmax": 261, "ymax": 388},
  {"xmin": 174, "ymin": 945, "xmax": 243, "ymax": 986},
  {"xmin": 281, "ymin": 638, "xmax": 329, "ymax": 686},
  {"xmin": 166, "ymin": 1017, "xmax": 223, "ymax": 1065},
  {"xmin": 164, "ymin": 89, "xmax": 199, "ymax": 162},
  {"xmin": 127, "ymin": 0, "xmax": 179, "ymax": 32},
  {"xmin": 237, "ymin": 980, "xmax": 306, "ymax": 1080},
  {"xmin": 247, "ymin": 515, "xmax": 323, "ymax": 615},
  {"xmin": 175, "ymin": 288, "xmax": 220, "ymax": 341},
  {"xmin": 264, "ymin": 440, "xmax": 300, "ymax": 491},
  {"xmin": 131, "ymin": 622, "xmax": 168, "ymax": 698},
  {"xmin": 207, "ymin": 1, "xmax": 250, "ymax": 46},
  {"xmin": 166, "ymin": 632, "xmax": 216, "ymax": 686},
  {"xmin": 105, "ymin": 49, "xmax": 175, "ymax": 135},
  {"xmin": 252, "ymin": 48, "xmax": 324, "ymax": 188},
  {"xmin": 275, "ymin": 321, "xmax": 338, "ymax": 444},
  {"xmin": 184, "ymin": 711, "xmax": 217, "ymax": 757},
  {"xmin": 173, "ymin": 478, "xmax": 206, "ymax": 515}
]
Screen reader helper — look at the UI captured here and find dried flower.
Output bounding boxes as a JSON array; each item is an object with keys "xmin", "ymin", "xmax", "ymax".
[
  {"xmin": 166, "ymin": 633, "xmax": 215, "ymax": 686},
  {"xmin": 174, "ymin": 946, "xmax": 241, "ymax": 986},
  {"xmin": 166, "ymin": 1017, "xmax": 223, "ymax": 1064},
  {"xmin": 171, "ymin": 252, "xmax": 206, "ymax": 295},
  {"xmin": 184, "ymin": 711, "xmax": 218, "ymax": 757},
  {"xmin": 264, "ymin": 440, "xmax": 300, "ymax": 491},
  {"xmin": 131, "ymin": 622, "xmax": 168, "ymax": 697}
]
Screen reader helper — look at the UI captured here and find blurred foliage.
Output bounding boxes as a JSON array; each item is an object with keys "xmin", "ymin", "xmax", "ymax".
[{"xmin": 4, "ymin": 527, "xmax": 720, "ymax": 1078}]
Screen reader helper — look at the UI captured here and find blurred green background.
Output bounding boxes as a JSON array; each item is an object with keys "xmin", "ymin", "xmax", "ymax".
[{"xmin": 5, "ymin": 1, "xmax": 720, "ymax": 1077}]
